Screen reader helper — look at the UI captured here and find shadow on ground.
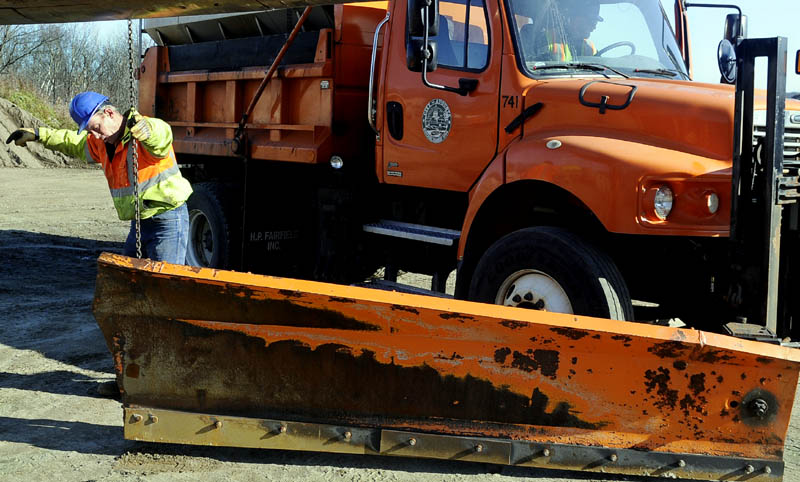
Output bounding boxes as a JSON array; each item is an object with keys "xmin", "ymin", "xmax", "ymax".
[
  {"xmin": 0, "ymin": 229, "xmax": 122, "ymax": 371},
  {"xmin": 0, "ymin": 370, "xmax": 115, "ymax": 398},
  {"xmin": 0, "ymin": 416, "xmax": 129, "ymax": 455}
]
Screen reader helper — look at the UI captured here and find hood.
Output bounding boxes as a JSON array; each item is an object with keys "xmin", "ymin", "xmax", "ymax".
[{"xmin": 522, "ymin": 77, "xmax": 741, "ymax": 162}]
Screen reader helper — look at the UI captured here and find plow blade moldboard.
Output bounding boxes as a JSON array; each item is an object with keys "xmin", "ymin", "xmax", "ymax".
[{"xmin": 93, "ymin": 253, "xmax": 800, "ymax": 481}]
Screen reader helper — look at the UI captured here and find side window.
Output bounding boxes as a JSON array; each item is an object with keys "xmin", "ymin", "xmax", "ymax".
[{"xmin": 429, "ymin": 0, "xmax": 489, "ymax": 70}]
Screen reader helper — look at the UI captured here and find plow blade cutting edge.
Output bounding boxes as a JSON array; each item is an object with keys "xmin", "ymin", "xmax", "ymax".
[{"xmin": 93, "ymin": 253, "xmax": 800, "ymax": 481}]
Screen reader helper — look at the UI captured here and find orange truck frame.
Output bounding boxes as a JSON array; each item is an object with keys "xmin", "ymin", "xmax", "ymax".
[{"xmin": 136, "ymin": 0, "xmax": 800, "ymax": 340}]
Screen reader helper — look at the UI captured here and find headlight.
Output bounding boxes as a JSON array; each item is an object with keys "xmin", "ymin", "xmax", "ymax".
[{"xmin": 654, "ymin": 185, "xmax": 674, "ymax": 220}]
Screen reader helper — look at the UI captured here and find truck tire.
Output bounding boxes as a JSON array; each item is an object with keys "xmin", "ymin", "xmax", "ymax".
[
  {"xmin": 468, "ymin": 227, "xmax": 634, "ymax": 321},
  {"xmin": 186, "ymin": 182, "xmax": 239, "ymax": 269}
]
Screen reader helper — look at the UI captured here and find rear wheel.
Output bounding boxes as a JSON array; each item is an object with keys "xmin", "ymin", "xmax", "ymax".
[
  {"xmin": 186, "ymin": 182, "xmax": 239, "ymax": 269},
  {"xmin": 468, "ymin": 227, "xmax": 633, "ymax": 320}
]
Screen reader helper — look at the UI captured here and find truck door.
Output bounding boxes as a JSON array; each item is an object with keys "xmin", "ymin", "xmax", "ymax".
[{"xmin": 381, "ymin": 0, "xmax": 502, "ymax": 192}]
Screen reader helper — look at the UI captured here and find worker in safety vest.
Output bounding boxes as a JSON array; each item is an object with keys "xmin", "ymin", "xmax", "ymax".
[
  {"xmin": 544, "ymin": 0, "xmax": 602, "ymax": 61},
  {"xmin": 6, "ymin": 91, "xmax": 193, "ymax": 264}
]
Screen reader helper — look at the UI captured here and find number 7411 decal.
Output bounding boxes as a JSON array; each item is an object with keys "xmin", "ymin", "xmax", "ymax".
[{"xmin": 502, "ymin": 95, "xmax": 520, "ymax": 108}]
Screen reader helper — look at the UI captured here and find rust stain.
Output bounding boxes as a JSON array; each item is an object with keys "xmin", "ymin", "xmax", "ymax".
[
  {"xmin": 435, "ymin": 352, "xmax": 464, "ymax": 361},
  {"xmin": 110, "ymin": 332, "xmax": 126, "ymax": 396},
  {"xmin": 500, "ymin": 320, "xmax": 528, "ymax": 329},
  {"xmin": 494, "ymin": 347, "xmax": 511, "ymax": 364},
  {"xmin": 511, "ymin": 351, "xmax": 537, "ymax": 372},
  {"xmin": 648, "ymin": 341, "xmax": 689, "ymax": 358},
  {"xmin": 328, "ymin": 296, "xmax": 356, "ymax": 303},
  {"xmin": 550, "ymin": 327, "xmax": 589, "ymax": 340},
  {"xmin": 673, "ymin": 360, "xmax": 688, "ymax": 370},
  {"xmin": 439, "ymin": 312, "xmax": 474, "ymax": 321},
  {"xmin": 126, "ymin": 363, "xmax": 140, "ymax": 379},
  {"xmin": 694, "ymin": 349, "xmax": 736, "ymax": 363},
  {"xmin": 111, "ymin": 333, "xmax": 125, "ymax": 378},
  {"xmin": 123, "ymin": 324, "xmax": 598, "ymax": 430},
  {"xmin": 509, "ymin": 349, "xmax": 559, "ymax": 378},
  {"xmin": 680, "ymin": 393, "xmax": 708, "ymax": 417},
  {"xmin": 644, "ymin": 367, "xmax": 678, "ymax": 410},
  {"xmin": 391, "ymin": 305, "xmax": 419, "ymax": 315},
  {"xmin": 689, "ymin": 373, "xmax": 706, "ymax": 396}
]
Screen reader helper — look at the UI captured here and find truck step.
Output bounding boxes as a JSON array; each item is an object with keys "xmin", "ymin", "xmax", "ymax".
[
  {"xmin": 363, "ymin": 220, "xmax": 461, "ymax": 246},
  {"xmin": 724, "ymin": 322, "xmax": 800, "ymax": 347},
  {"xmin": 352, "ymin": 279, "xmax": 453, "ymax": 299}
]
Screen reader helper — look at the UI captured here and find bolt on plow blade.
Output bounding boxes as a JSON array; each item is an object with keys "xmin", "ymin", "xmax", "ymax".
[{"xmin": 93, "ymin": 253, "xmax": 800, "ymax": 481}]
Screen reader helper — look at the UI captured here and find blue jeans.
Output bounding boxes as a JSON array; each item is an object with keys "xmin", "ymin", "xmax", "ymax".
[{"xmin": 123, "ymin": 203, "xmax": 189, "ymax": 264}]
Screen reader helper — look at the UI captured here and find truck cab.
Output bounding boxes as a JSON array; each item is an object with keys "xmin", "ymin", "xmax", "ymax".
[{"xmin": 368, "ymin": 0, "xmax": 800, "ymax": 337}]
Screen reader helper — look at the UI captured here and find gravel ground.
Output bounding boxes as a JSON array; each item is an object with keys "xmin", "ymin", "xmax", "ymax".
[{"xmin": 0, "ymin": 167, "xmax": 798, "ymax": 482}]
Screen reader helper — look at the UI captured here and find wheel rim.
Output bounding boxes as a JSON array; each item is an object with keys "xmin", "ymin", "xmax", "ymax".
[
  {"xmin": 495, "ymin": 269, "xmax": 574, "ymax": 314},
  {"xmin": 187, "ymin": 209, "xmax": 214, "ymax": 267}
]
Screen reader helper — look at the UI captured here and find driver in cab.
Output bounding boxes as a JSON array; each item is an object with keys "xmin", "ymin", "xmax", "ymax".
[{"xmin": 539, "ymin": 0, "xmax": 603, "ymax": 61}]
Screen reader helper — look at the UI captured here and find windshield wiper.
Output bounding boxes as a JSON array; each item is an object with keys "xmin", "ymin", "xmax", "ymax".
[
  {"xmin": 633, "ymin": 68, "xmax": 679, "ymax": 78},
  {"xmin": 531, "ymin": 62, "xmax": 630, "ymax": 79},
  {"xmin": 663, "ymin": 47, "xmax": 690, "ymax": 80}
]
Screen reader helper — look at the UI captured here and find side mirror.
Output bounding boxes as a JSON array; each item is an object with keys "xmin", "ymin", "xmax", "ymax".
[
  {"xmin": 718, "ymin": 39, "xmax": 737, "ymax": 84},
  {"xmin": 723, "ymin": 13, "xmax": 747, "ymax": 42},
  {"xmin": 796, "ymin": 50, "xmax": 800, "ymax": 75},
  {"xmin": 407, "ymin": 38, "xmax": 438, "ymax": 72},
  {"xmin": 408, "ymin": 0, "xmax": 439, "ymax": 37}
]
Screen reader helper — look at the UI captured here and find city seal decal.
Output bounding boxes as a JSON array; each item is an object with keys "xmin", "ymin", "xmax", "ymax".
[{"xmin": 422, "ymin": 98, "xmax": 451, "ymax": 144}]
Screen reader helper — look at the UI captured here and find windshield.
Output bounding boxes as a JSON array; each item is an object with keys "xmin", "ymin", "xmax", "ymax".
[{"xmin": 507, "ymin": 0, "xmax": 689, "ymax": 79}]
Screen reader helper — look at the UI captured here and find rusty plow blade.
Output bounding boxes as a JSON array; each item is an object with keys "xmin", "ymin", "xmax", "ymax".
[{"xmin": 93, "ymin": 253, "xmax": 800, "ymax": 481}]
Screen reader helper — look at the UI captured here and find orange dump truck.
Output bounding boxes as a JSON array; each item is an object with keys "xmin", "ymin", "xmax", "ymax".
[
  {"xmin": 82, "ymin": 2, "xmax": 797, "ymax": 478},
  {"xmin": 138, "ymin": 0, "xmax": 800, "ymax": 339}
]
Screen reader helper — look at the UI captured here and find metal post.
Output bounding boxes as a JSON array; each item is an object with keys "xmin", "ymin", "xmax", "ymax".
[{"xmin": 731, "ymin": 37, "xmax": 788, "ymax": 333}]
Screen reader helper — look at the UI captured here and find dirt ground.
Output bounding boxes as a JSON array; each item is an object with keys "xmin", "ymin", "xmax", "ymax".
[{"xmin": 1, "ymin": 167, "xmax": 799, "ymax": 482}]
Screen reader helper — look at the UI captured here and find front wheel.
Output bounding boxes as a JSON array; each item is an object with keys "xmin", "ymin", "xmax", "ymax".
[{"xmin": 468, "ymin": 227, "xmax": 633, "ymax": 320}]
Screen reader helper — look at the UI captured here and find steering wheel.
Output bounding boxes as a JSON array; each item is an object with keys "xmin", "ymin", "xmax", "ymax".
[{"xmin": 596, "ymin": 41, "xmax": 636, "ymax": 57}]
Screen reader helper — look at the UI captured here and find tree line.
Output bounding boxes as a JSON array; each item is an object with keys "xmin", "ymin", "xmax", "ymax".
[{"xmin": 0, "ymin": 22, "xmax": 148, "ymax": 116}]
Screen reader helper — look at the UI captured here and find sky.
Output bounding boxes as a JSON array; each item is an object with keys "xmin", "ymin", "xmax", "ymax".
[
  {"xmin": 94, "ymin": 0, "xmax": 800, "ymax": 92},
  {"xmin": 678, "ymin": 0, "xmax": 800, "ymax": 93}
]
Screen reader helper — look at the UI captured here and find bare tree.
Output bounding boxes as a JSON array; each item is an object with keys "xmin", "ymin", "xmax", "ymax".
[
  {"xmin": 0, "ymin": 25, "xmax": 60, "ymax": 74},
  {"xmin": 5, "ymin": 20, "xmax": 153, "ymax": 124}
]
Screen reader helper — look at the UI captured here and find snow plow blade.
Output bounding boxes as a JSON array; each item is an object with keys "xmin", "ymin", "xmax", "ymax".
[{"xmin": 93, "ymin": 253, "xmax": 800, "ymax": 481}]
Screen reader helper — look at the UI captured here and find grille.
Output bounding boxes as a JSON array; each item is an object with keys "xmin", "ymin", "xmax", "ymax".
[
  {"xmin": 753, "ymin": 125, "xmax": 800, "ymax": 167},
  {"xmin": 753, "ymin": 125, "xmax": 800, "ymax": 204}
]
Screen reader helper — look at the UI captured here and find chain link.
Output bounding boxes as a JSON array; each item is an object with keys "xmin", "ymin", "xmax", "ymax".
[{"xmin": 127, "ymin": 19, "xmax": 142, "ymax": 258}]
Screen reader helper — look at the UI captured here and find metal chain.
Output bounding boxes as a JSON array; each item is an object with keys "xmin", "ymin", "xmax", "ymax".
[{"xmin": 127, "ymin": 19, "xmax": 142, "ymax": 258}]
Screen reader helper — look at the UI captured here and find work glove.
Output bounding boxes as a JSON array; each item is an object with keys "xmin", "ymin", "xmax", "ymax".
[
  {"xmin": 129, "ymin": 113, "xmax": 151, "ymax": 142},
  {"xmin": 6, "ymin": 128, "xmax": 38, "ymax": 147}
]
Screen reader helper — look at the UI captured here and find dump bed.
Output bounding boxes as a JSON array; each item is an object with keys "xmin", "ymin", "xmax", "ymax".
[{"xmin": 137, "ymin": 3, "xmax": 388, "ymax": 164}]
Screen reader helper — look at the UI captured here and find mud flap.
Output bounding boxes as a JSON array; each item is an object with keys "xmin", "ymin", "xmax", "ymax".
[{"xmin": 93, "ymin": 253, "xmax": 800, "ymax": 481}]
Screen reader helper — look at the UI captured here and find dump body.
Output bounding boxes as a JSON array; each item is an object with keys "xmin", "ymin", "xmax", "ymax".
[
  {"xmin": 137, "ymin": 4, "xmax": 384, "ymax": 166},
  {"xmin": 94, "ymin": 253, "xmax": 800, "ymax": 480}
]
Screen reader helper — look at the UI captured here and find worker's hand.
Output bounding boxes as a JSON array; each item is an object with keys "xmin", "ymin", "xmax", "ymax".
[
  {"xmin": 6, "ymin": 128, "xmax": 38, "ymax": 147},
  {"xmin": 130, "ymin": 114, "xmax": 151, "ymax": 142}
]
